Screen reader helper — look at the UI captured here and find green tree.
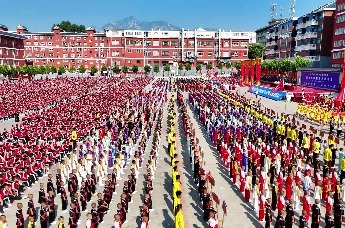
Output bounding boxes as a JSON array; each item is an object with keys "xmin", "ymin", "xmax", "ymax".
[
  {"xmin": 78, "ymin": 65, "xmax": 86, "ymax": 75},
  {"xmin": 195, "ymin": 63, "xmax": 202, "ymax": 74},
  {"xmin": 122, "ymin": 65, "xmax": 129, "ymax": 73},
  {"xmin": 216, "ymin": 62, "xmax": 223, "ymax": 72},
  {"xmin": 39, "ymin": 65, "xmax": 46, "ymax": 74},
  {"xmin": 248, "ymin": 43, "xmax": 266, "ymax": 59},
  {"xmin": 185, "ymin": 63, "xmax": 191, "ymax": 75},
  {"xmin": 225, "ymin": 62, "xmax": 232, "ymax": 73},
  {"xmin": 50, "ymin": 65, "xmax": 57, "ymax": 74},
  {"xmin": 131, "ymin": 64, "xmax": 139, "ymax": 74},
  {"xmin": 153, "ymin": 64, "xmax": 160, "ymax": 76},
  {"xmin": 9, "ymin": 66, "xmax": 18, "ymax": 76},
  {"xmin": 178, "ymin": 63, "xmax": 184, "ymax": 75},
  {"xmin": 112, "ymin": 65, "xmax": 121, "ymax": 73},
  {"xmin": 295, "ymin": 56, "xmax": 310, "ymax": 69},
  {"xmin": 58, "ymin": 65, "xmax": 66, "ymax": 75},
  {"xmin": 19, "ymin": 65, "xmax": 29, "ymax": 75},
  {"xmin": 234, "ymin": 61, "xmax": 241, "ymax": 70},
  {"xmin": 52, "ymin": 20, "xmax": 86, "ymax": 33},
  {"xmin": 90, "ymin": 66, "xmax": 98, "ymax": 76},
  {"xmin": 206, "ymin": 63, "xmax": 213, "ymax": 70},
  {"xmin": 144, "ymin": 65, "xmax": 151, "ymax": 75},
  {"xmin": 69, "ymin": 65, "xmax": 76, "ymax": 73},
  {"xmin": 163, "ymin": 64, "xmax": 171, "ymax": 76},
  {"xmin": 101, "ymin": 65, "xmax": 107, "ymax": 72},
  {"xmin": 45, "ymin": 65, "xmax": 51, "ymax": 74}
]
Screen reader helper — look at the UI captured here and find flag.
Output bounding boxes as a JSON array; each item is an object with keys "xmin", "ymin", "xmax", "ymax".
[
  {"xmin": 270, "ymin": 79, "xmax": 284, "ymax": 95},
  {"xmin": 248, "ymin": 81, "xmax": 253, "ymax": 92},
  {"xmin": 222, "ymin": 201, "xmax": 228, "ymax": 215}
]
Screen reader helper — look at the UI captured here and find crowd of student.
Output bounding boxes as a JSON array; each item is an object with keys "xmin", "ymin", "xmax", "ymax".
[
  {"xmin": 0, "ymin": 77, "xmax": 119, "ymax": 120},
  {"xmin": 176, "ymin": 90, "xmax": 224, "ymax": 228},
  {"xmin": 175, "ymin": 78, "xmax": 345, "ymax": 227},
  {"xmin": 0, "ymin": 76, "xmax": 158, "ymax": 227}
]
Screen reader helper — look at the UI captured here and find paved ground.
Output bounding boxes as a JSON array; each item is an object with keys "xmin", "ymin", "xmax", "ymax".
[{"xmin": 1, "ymin": 79, "xmax": 341, "ymax": 228}]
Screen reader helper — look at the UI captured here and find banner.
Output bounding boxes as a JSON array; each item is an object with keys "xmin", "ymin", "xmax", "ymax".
[
  {"xmin": 248, "ymin": 86, "xmax": 286, "ymax": 101},
  {"xmin": 300, "ymin": 71, "xmax": 340, "ymax": 91}
]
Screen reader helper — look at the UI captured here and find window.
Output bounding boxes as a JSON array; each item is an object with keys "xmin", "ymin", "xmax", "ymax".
[
  {"xmin": 153, "ymin": 51, "xmax": 160, "ymax": 56},
  {"xmin": 188, "ymin": 41, "xmax": 195, "ymax": 46},
  {"xmin": 241, "ymin": 41, "xmax": 248, "ymax": 47},
  {"xmin": 231, "ymin": 51, "xmax": 239, "ymax": 57},
  {"xmin": 162, "ymin": 51, "xmax": 169, "ymax": 56},
  {"xmin": 171, "ymin": 41, "xmax": 178, "ymax": 47},
  {"xmin": 173, "ymin": 51, "xmax": 178, "ymax": 57},
  {"xmin": 232, "ymin": 41, "xmax": 239, "ymax": 46},
  {"xmin": 126, "ymin": 40, "xmax": 134, "ymax": 45},
  {"xmin": 197, "ymin": 51, "xmax": 204, "ymax": 57},
  {"xmin": 223, "ymin": 52, "xmax": 229, "ymax": 57},
  {"xmin": 145, "ymin": 51, "xmax": 152, "ymax": 56},
  {"xmin": 162, "ymin": 41, "xmax": 169, "ymax": 46},
  {"xmin": 127, "ymin": 49, "xmax": 132, "ymax": 53},
  {"xmin": 112, "ymin": 51, "xmax": 120, "ymax": 57},
  {"xmin": 136, "ymin": 50, "xmax": 141, "ymax": 53},
  {"xmin": 128, "ymin": 60, "xmax": 132, "ymax": 63},
  {"xmin": 153, "ymin": 41, "xmax": 159, "ymax": 46},
  {"xmin": 243, "ymin": 52, "xmax": 248, "ymax": 57},
  {"xmin": 223, "ymin": 41, "xmax": 229, "ymax": 47},
  {"xmin": 208, "ymin": 52, "xmax": 212, "ymax": 57},
  {"xmin": 205, "ymin": 41, "xmax": 213, "ymax": 46},
  {"xmin": 197, "ymin": 41, "xmax": 204, "ymax": 46},
  {"xmin": 112, "ymin": 40, "xmax": 119, "ymax": 45}
]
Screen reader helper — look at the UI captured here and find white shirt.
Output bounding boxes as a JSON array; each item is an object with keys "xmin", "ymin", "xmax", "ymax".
[
  {"xmin": 208, "ymin": 218, "xmax": 218, "ymax": 227},
  {"xmin": 114, "ymin": 221, "xmax": 121, "ymax": 228},
  {"xmin": 86, "ymin": 219, "xmax": 92, "ymax": 228}
]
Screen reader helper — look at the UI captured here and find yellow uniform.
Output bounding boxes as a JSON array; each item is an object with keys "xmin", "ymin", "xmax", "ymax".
[
  {"xmin": 173, "ymin": 181, "xmax": 181, "ymax": 199},
  {"xmin": 302, "ymin": 136, "xmax": 309, "ymax": 149},
  {"xmin": 290, "ymin": 129, "xmax": 297, "ymax": 141},
  {"xmin": 324, "ymin": 148, "xmax": 332, "ymax": 162},
  {"xmin": 174, "ymin": 197, "xmax": 181, "ymax": 212},
  {"xmin": 71, "ymin": 130, "xmax": 77, "ymax": 141},
  {"xmin": 175, "ymin": 211, "xmax": 185, "ymax": 228},
  {"xmin": 341, "ymin": 158, "xmax": 345, "ymax": 171},
  {"xmin": 312, "ymin": 141, "xmax": 320, "ymax": 154}
]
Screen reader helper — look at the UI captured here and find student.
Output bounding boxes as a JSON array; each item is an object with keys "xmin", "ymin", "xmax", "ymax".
[
  {"xmin": 85, "ymin": 213, "xmax": 93, "ymax": 228},
  {"xmin": 175, "ymin": 204, "xmax": 184, "ymax": 228},
  {"xmin": 57, "ymin": 216, "xmax": 65, "ymax": 228},
  {"xmin": 27, "ymin": 216, "xmax": 35, "ymax": 228},
  {"xmin": 16, "ymin": 203, "xmax": 24, "ymax": 228}
]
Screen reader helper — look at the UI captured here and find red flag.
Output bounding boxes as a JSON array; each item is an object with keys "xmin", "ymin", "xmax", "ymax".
[
  {"xmin": 222, "ymin": 201, "xmax": 228, "ymax": 215},
  {"xmin": 212, "ymin": 192, "xmax": 220, "ymax": 205},
  {"xmin": 248, "ymin": 81, "xmax": 253, "ymax": 92},
  {"xmin": 270, "ymin": 79, "xmax": 284, "ymax": 95}
]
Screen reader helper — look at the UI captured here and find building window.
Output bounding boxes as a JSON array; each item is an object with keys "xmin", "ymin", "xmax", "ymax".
[
  {"xmin": 224, "ymin": 41, "xmax": 229, "ymax": 47},
  {"xmin": 173, "ymin": 51, "xmax": 178, "ymax": 57},
  {"xmin": 153, "ymin": 51, "xmax": 160, "ymax": 56},
  {"xmin": 162, "ymin": 51, "xmax": 169, "ymax": 56},
  {"xmin": 188, "ymin": 41, "xmax": 195, "ymax": 46},
  {"xmin": 171, "ymin": 41, "xmax": 178, "ymax": 47},
  {"xmin": 112, "ymin": 51, "xmax": 120, "ymax": 57},
  {"xmin": 231, "ymin": 51, "xmax": 239, "ymax": 57},
  {"xmin": 232, "ymin": 41, "xmax": 239, "ymax": 46},
  {"xmin": 241, "ymin": 41, "xmax": 248, "ymax": 47},
  {"xmin": 162, "ymin": 41, "xmax": 169, "ymax": 46},
  {"xmin": 208, "ymin": 52, "xmax": 212, "ymax": 57},
  {"xmin": 127, "ymin": 49, "xmax": 132, "ymax": 53},
  {"xmin": 197, "ymin": 51, "xmax": 204, "ymax": 57},
  {"xmin": 128, "ymin": 60, "xmax": 132, "ymax": 63},
  {"xmin": 112, "ymin": 40, "xmax": 119, "ymax": 45},
  {"xmin": 243, "ymin": 52, "xmax": 248, "ymax": 56},
  {"xmin": 197, "ymin": 41, "xmax": 204, "ymax": 46},
  {"xmin": 145, "ymin": 51, "xmax": 152, "ymax": 56},
  {"xmin": 153, "ymin": 41, "xmax": 159, "ymax": 46},
  {"xmin": 136, "ymin": 50, "xmax": 141, "ymax": 53},
  {"xmin": 223, "ymin": 52, "xmax": 229, "ymax": 57},
  {"xmin": 126, "ymin": 40, "xmax": 134, "ymax": 45},
  {"xmin": 205, "ymin": 41, "xmax": 213, "ymax": 46}
]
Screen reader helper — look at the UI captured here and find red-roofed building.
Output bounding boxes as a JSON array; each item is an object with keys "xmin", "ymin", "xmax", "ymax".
[{"xmin": 0, "ymin": 24, "xmax": 26, "ymax": 66}]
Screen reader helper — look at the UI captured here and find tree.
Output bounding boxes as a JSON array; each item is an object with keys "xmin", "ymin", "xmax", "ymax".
[
  {"xmin": 58, "ymin": 65, "xmax": 66, "ymax": 75},
  {"xmin": 178, "ymin": 63, "xmax": 184, "ymax": 75},
  {"xmin": 50, "ymin": 65, "xmax": 57, "ymax": 74},
  {"xmin": 132, "ymin": 64, "xmax": 139, "ymax": 74},
  {"xmin": 90, "ymin": 66, "xmax": 98, "ymax": 76},
  {"xmin": 248, "ymin": 43, "xmax": 266, "ymax": 59},
  {"xmin": 69, "ymin": 65, "xmax": 76, "ymax": 73},
  {"xmin": 122, "ymin": 65, "xmax": 129, "ymax": 73},
  {"xmin": 39, "ymin": 65, "xmax": 46, "ymax": 74},
  {"xmin": 185, "ymin": 63, "xmax": 191, "ymax": 75},
  {"xmin": 206, "ymin": 63, "xmax": 213, "ymax": 71},
  {"xmin": 195, "ymin": 63, "xmax": 202, "ymax": 74},
  {"xmin": 52, "ymin": 20, "xmax": 86, "ymax": 33},
  {"xmin": 112, "ymin": 65, "xmax": 121, "ymax": 73},
  {"xmin": 45, "ymin": 65, "xmax": 51, "ymax": 74},
  {"xmin": 295, "ymin": 56, "xmax": 310, "ymax": 69},
  {"xmin": 153, "ymin": 64, "xmax": 159, "ymax": 76},
  {"xmin": 78, "ymin": 65, "xmax": 86, "ymax": 75},
  {"xmin": 216, "ymin": 62, "xmax": 223, "ymax": 73},
  {"xmin": 144, "ymin": 65, "xmax": 151, "ymax": 75},
  {"xmin": 225, "ymin": 62, "xmax": 232, "ymax": 73},
  {"xmin": 163, "ymin": 64, "xmax": 171, "ymax": 76},
  {"xmin": 234, "ymin": 61, "xmax": 241, "ymax": 70},
  {"xmin": 101, "ymin": 65, "xmax": 107, "ymax": 72}
]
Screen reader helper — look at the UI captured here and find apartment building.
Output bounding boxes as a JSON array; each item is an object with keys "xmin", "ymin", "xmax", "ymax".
[
  {"xmin": 256, "ymin": 1, "xmax": 336, "ymax": 68},
  {"xmin": 331, "ymin": 0, "xmax": 345, "ymax": 67}
]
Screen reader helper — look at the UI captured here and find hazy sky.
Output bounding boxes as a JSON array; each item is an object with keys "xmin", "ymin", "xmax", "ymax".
[{"xmin": 0, "ymin": 0, "xmax": 333, "ymax": 31}]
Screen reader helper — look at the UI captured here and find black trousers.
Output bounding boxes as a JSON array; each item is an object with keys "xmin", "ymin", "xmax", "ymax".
[
  {"xmin": 40, "ymin": 220, "xmax": 48, "ymax": 228},
  {"xmin": 62, "ymin": 199, "xmax": 68, "ymax": 210}
]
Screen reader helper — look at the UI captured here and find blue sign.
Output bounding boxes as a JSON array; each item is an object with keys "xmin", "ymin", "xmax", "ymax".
[
  {"xmin": 249, "ymin": 86, "xmax": 286, "ymax": 101},
  {"xmin": 301, "ymin": 71, "xmax": 340, "ymax": 91}
]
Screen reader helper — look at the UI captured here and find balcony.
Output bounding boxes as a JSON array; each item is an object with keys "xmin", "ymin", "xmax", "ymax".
[
  {"xmin": 306, "ymin": 19, "xmax": 318, "ymax": 26},
  {"xmin": 305, "ymin": 32, "xmax": 318, "ymax": 39},
  {"xmin": 296, "ymin": 23, "xmax": 306, "ymax": 29},
  {"xmin": 308, "ymin": 44, "xmax": 317, "ymax": 50},
  {"xmin": 305, "ymin": 55, "xmax": 320, "ymax": 61}
]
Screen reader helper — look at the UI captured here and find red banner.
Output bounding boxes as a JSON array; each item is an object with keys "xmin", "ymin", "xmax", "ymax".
[
  {"xmin": 212, "ymin": 192, "xmax": 220, "ymax": 205},
  {"xmin": 222, "ymin": 201, "xmax": 228, "ymax": 215}
]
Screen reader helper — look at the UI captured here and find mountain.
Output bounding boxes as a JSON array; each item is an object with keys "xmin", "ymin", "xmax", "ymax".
[{"xmin": 101, "ymin": 16, "xmax": 182, "ymax": 31}]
